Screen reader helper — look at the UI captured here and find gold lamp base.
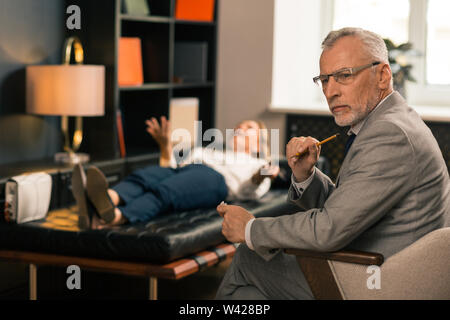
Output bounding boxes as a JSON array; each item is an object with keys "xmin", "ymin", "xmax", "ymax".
[
  {"xmin": 54, "ymin": 38, "xmax": 93, "ymax": 166},
  {"xmin": 57, "ymin": 115, "xmax": 90, "ymax": 164},
  {"xmin": 54, "ymin": 152, "xmax": 90, "ymax": 164}
]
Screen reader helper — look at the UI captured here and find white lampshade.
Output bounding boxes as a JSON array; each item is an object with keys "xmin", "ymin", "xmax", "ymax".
[{"xmin": 26, "ymin": 65, "xmax": 105, "ymax": 116}]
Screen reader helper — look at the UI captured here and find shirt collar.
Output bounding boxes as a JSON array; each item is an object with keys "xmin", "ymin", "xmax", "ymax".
[{"xmin": 348, "ymin": 91, "xmax": 394, "ymax": 136}]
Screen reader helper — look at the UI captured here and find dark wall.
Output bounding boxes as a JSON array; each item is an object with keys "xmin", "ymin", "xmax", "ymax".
[
  {"xmin": 0, "ymin": 0, "xmax": 66, "ymax": 295},
  {"xmin": 0, "ymin": 0, "xmax": 65, "ymax": 165}
]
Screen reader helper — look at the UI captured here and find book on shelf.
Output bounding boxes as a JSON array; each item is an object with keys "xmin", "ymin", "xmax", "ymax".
[
  {"xmin": 142, "ymin": 39, "xmax": 168, "ymax": 83},
  {"xmin": 175, "ymin": 0, "xmax": 215, "ymax": 22},
  {"xmin": 174, "ymin": 42, "xmax": 208, "ymax": 83},
  {"xmin": 118, "ymin": 37, "xmax": 144, "ymax": 86},
  {"xmin": 116, "ymin": 109, "xmax": 127, "ymax": 158},
  {"xmin": 122, "ymin": 0, "xmax": 150, "ymax": 16},
  {"xmin": 169, "ymin": 97, "xmax": 199, "ymax": 148}
]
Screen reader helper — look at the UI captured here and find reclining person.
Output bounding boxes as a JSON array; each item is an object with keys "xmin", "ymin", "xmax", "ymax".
[{"xmin": 72, "ymin": 117, "xmax": 280, "ymax": 229}]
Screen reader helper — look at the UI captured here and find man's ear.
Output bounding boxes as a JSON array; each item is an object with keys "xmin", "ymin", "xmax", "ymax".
[{"xmin": 378, "ymin": 63, "xmax": 393, "ymax": 90}]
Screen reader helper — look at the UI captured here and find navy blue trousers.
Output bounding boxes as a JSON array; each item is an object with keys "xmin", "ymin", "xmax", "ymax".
[{"xmin": 112, "ymin": 164, "xmax": 228, "ymax": 223}]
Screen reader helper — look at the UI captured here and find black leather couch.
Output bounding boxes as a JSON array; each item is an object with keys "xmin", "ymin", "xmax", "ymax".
[{"xmin": 0, "ymin": 157, "xmax": 330, "ymax": 264}]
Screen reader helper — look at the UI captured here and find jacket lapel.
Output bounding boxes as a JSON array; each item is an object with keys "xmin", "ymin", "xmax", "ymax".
[{"xmin": 334, "ymin": 91, "xmax": 406, "ymax": 188}]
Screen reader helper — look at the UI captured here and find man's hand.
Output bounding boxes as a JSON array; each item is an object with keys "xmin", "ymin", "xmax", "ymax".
[
  {"xmin": 217, "ymin": 204, "xmax": 255, "ymax": 243},
  {"xmin": 286, "ymin": 137, "xmax": 321, "ymax": 182}
]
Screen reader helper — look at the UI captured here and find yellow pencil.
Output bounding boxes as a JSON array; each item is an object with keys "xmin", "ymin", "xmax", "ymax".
[{"xmin": 295, "ymin": 133, "xmax": 340, "ymax": 157}]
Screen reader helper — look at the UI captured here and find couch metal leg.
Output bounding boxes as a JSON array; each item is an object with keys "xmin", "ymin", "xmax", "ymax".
[
  {"xmin": 149, "ymin": 277, "xmax": 157, "ymax": 300},
  {"xmin": 29, "ymin": 264, "xmax": 37, "ymax": 300}
]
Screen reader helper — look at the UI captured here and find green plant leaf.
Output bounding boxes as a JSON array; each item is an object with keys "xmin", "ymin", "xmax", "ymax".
[
  {"xmin": 384, "ymin": 38, "xmax": 396, "ymax": 50},
  {"xmin": 397, "ymin": 43, "xmax": 413, "ymax": 51}
]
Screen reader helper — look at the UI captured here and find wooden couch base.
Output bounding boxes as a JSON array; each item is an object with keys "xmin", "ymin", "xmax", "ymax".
[{"xmin": 0, "ymin": 243, "xmax": 236, "ymax": 300}]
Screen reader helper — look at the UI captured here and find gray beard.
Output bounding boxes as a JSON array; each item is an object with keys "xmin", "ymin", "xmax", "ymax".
[{"xmin": 334, "ymin": 106, "xmax": 371, "ymax": 127}]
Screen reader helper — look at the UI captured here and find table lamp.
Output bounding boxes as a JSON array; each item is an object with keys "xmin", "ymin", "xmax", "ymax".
[{"xmin": 26, "ymin": 37, "xmax": 105, "ymax": 164}]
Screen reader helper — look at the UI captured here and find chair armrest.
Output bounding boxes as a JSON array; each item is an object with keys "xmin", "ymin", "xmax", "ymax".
[
  {"xmin": 285, "ymin": 249, "xmax": 384, "ymax": 299},
  {"xmin": 284, "ymin": 249, "xmax": 384, "ymax": 266}
]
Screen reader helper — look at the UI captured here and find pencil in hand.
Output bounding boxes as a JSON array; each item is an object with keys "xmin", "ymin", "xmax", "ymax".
[{"xmin": 295, "ymin": 133, "xmax": 340, "ymax": 158}]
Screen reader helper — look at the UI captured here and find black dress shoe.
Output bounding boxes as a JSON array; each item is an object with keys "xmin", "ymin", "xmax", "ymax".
[{"xmin": 86, "ymin": 166, "xmax": 116, "ymax": 224}]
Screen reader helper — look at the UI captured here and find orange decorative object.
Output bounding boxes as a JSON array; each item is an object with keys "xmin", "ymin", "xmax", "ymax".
[
  {"xmin": 175, "ymin": 0, "xmax": 215, "ymax": 22},
  {"xmin": 118, "ymin": 37, "xmax": 144, "ymax": 86}
]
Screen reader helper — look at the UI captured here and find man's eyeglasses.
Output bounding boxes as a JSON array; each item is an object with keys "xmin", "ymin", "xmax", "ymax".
[{"xmin": 313, "ymin": 61, "xmax": 380, "ymax": 89}]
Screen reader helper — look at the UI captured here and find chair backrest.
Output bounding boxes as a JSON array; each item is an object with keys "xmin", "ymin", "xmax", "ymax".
[{"xmin": 329, "ymin": 227, "xmax": 450, "ymax": 299}]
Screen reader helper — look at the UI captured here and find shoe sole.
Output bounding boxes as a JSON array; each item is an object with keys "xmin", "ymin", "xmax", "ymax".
[
  {"xmin": 86, "ymin": 166, "xmax": 115, "ymax": 224},
  {"xmin": 71, "ymin": 164, "xmax": 90, "ymax": 229}
]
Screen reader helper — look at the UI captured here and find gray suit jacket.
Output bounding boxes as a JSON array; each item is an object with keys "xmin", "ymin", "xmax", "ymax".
[{"xmin": 251, "ymin": 91, "xmax": 450, "ymax": 261}]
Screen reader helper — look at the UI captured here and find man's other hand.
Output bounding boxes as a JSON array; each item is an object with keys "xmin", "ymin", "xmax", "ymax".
[{"xmin": 217, "ymin": 204, "xmax": 254, "ymax": 243}]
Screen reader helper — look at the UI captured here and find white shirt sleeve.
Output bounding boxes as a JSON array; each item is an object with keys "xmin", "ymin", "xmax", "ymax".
[
  {"xmin": 291, "ymin": 167, "xmax": 315, "ymax": 197},
  {"xmin": 245, "ymin": 218, "xmax": 256, "ymax": 250}
]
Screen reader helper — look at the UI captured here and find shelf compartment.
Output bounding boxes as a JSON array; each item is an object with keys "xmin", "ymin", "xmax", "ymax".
[
  {"xmin": 120, "ymin": 89, "xmax": 170, "ymax": 156},
  {"xmin": 121, "ymin": 20, "xmax": 170, "ymax": 84},
  {"xmin": 174, "ymin": 23, "xmax": 217, "ymax": 83}
]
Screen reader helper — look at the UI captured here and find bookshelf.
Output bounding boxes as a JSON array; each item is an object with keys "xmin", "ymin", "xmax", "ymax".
[{"xmin": 67, "ymin": 0, "xmax": 218, "ymax": 159}]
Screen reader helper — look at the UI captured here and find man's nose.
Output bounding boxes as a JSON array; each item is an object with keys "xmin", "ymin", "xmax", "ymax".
[{"xmin": 323, "ymin": 76, "xmax": 341, "ymax": 99}]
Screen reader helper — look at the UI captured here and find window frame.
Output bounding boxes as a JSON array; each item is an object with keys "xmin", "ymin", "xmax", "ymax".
[
  {"xmin": 270, "ymin": 0, "xmax": 450, "ymax": 122},
  {"xmin": 407, "ymin": 0, "xmax": 450, "ymax": 107},
  {"xmin": 331, "ymin": 0, "xmax": 450, "ymax": 106}
]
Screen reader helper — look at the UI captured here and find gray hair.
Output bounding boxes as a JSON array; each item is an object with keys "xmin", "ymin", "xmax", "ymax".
[{"xmin": 322, "ymin": 27, "xmax": 389, "ymax": 64}]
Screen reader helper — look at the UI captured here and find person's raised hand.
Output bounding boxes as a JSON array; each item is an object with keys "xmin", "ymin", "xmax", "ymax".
[
  {"xmin": 146, "ymin": 116, "xmax": 172, "ymax": 165},
  {"xmin": 286, "ymin": 136, "xmax": 321, "ymax": 182},
  {"xmin": 146, "ymin": 116, "xmax": 171, "ymax": 148}
]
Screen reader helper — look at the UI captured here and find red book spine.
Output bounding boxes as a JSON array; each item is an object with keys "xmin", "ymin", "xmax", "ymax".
[{"xmin": 116, "ymin": 110, "xmax": 126, "ymax": 158}]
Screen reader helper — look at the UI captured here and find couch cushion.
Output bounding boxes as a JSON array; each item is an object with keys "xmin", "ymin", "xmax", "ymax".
[{"xmin": 0, "ymin": 189, "xmax": 299, "ymax": 263}]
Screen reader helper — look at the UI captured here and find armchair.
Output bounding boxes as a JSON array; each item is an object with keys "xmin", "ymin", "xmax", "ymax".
[{"xmin": 286, "ymin": 227, "xmax": 450, "ymax": 300}]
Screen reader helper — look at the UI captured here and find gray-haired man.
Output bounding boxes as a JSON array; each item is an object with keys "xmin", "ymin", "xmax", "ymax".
[{"xmin": 215, "ymin": 27, "xmax": 450, "ymax": 300}]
